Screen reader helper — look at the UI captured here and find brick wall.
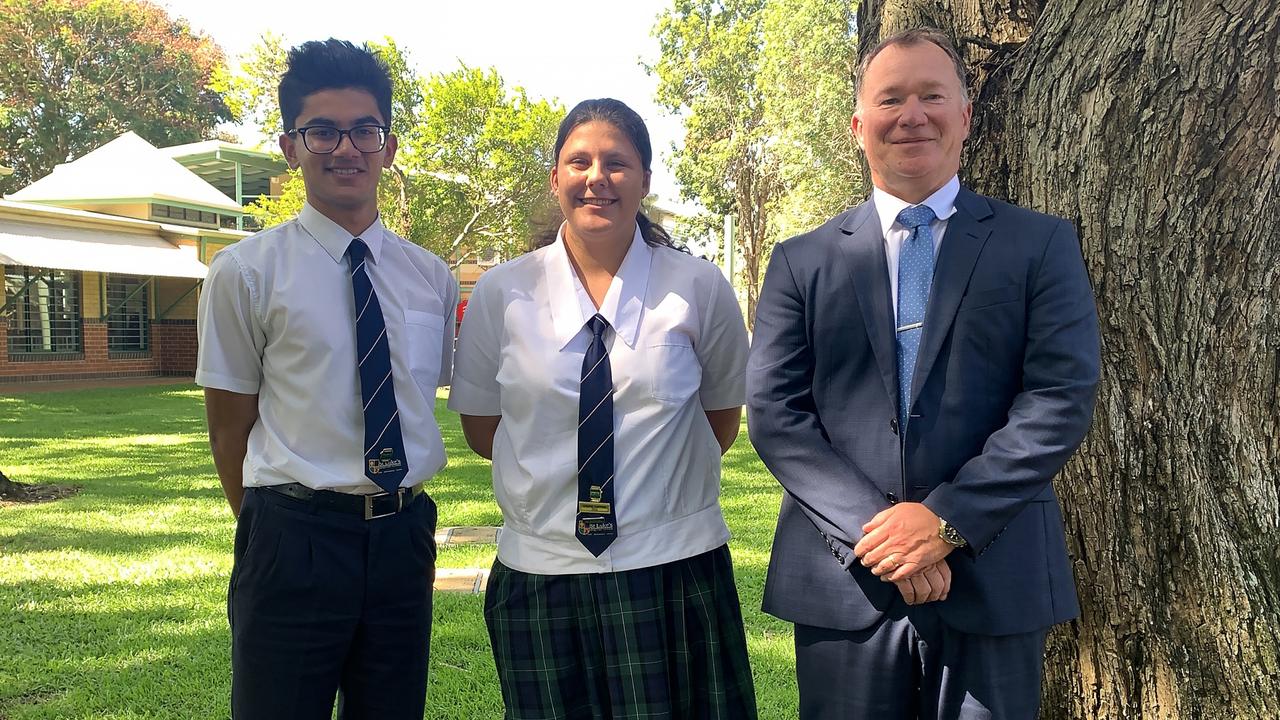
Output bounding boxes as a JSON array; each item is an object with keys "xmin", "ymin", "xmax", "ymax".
[
  {"xmin": 0, "ymin": 317, "xmax": 197, "ymax": 385},
  {"xmin": 153, "ymin": 319, "xmax": 197, "ymax": 376}
]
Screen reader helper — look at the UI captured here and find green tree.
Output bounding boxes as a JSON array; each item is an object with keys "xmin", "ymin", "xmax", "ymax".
[
  {"xmin": 402, "ymin": 64, "xmax": 561, "ymax": 264},
  {"xmin": 759, "ymin": 0, "xmax": 863, "ymax": 238},
  {"xmin": 211, "ymin": 32, "xmax": 286, "ymax": 147},
  {"xmin": 0, "ymin": 0, "xmax": 231, "ymax": 193},
  {"xmin": 652, "ymin": 0, "xmax": 779, "ymax": 327},
  {"xmin": 652, "ymin": 0, "xmax": 861, "ymax": 326}
]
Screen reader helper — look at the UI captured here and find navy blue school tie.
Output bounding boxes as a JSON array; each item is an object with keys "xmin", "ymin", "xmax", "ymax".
[
  {"xmin": 348, "ymin": 238, "xmax": 409, "ymax": 493},
  {"xmin": 576, "ymin": 314, "xmax": 617, "ymax": 556},
  {"xmin": 895, "ymin": 205, "xmax": 937, "ymax": 431}
]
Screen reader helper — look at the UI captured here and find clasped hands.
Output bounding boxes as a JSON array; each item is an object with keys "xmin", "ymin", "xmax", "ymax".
[{"xmin": 853, "ymin": 502, "xmax": 955, "ymax": 606}]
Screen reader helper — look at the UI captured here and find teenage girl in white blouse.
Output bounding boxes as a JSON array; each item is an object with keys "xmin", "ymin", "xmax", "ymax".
[{"xmin": 449, "ymin": 98, "xmax": 757, "ymax": 719}]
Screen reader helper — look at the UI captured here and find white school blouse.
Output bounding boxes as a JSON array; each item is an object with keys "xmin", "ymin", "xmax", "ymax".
[
  {"xmin": 197, "ymin": 203, "xmax": 458, "ymax": 493},
  {"xmin": 448, "ymin": 226, "xmax": 748, "ymax": 574}
]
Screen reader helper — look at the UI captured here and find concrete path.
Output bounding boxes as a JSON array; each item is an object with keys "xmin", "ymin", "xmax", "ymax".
[
  {"xmin": 434, "ymin": 526, "xmax": 501, "ymax": 546},
  {"xmin": 432, "ymin": 526, "xmax": 500, "ymax": 594},
  {"xmin": 434, "ymin": 568, "xmax": 490, "ymax": 594}
]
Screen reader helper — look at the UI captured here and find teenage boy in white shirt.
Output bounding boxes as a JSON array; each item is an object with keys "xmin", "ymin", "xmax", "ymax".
[{"xmin": 197, "ymin": 38, "xmax": 456, "ymax": 720}]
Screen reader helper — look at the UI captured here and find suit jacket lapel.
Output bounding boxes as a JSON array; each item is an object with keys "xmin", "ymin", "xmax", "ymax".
[
  {"xmin": 910, "ymin": 188, "xmax": 993, "ymax": 405},
  {"xmin": 837, "ymin": 199, "xmax": 899, "ymax": 408}
]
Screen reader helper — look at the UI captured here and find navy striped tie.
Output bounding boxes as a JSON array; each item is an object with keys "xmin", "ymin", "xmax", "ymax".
[
  {"xmin": 576, "ymin": 314, "xmax": 617, "ymax": 556},
  {"xmin": 895, "ymin": 205, "xmax": 937, "ymax": 431},
  {"xmin": 348, "ymin": 238, "xmax": 408, "ymax": 493}
]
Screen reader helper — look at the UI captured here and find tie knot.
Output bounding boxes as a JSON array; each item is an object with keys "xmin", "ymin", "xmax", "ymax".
[
  {"xmin": 347, "ymin": 238, "xmax": 368, "ymax": 263},
  {"xmin": 896, "ymin": 205, "xmax": 937, "ymax": 230},
  {"xmin": 587, "ymin": 314, "xmax": 609, "ymax": 339}
]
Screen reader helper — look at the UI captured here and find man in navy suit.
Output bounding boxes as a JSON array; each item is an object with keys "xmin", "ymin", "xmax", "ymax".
[{"xmin": 747, "ymin": 28, "xmax": 1100, "ymax": 719}]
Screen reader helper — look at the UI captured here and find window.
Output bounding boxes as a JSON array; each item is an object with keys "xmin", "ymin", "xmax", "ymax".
[
  {"xmin": 106, "ymin": 274, "xmax": 150, "ymax": 353},
  {"xmin": 4, "ymin": 266, "xmax": 82, "ymax": 356},
  {"xmin": 150, "ymin": 204, "xmax": 218, "ymax": 227}
]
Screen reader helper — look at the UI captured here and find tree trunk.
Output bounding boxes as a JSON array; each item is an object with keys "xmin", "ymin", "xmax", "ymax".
[
  {"xmin": 0, "ymin": 468, "xmax": 15, "ymax": 495},
  {"xmin": 858, "ymin": 1, "xmax": 1280, "ymax": 717}
]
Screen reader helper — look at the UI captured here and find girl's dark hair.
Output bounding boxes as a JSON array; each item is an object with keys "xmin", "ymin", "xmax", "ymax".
[
  {"xmin": 277, "ymin": 39, "xmax": 393, "ymax": 132},
  {"xmin": 533, "ymin": 98, "xmax": 685, "ymax": 252}
]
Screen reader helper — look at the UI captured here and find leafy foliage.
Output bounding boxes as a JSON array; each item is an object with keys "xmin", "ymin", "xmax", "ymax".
[
  {"xmin": 652, "ymin": 0, "xmax": 779, "ymax": 326},
  {"xmin": 760, "ymin": 0, "xmax": 863, "ymax": 237},
  {"xmin": 403, "ymin": 64, "xmax": 562, "ymax": 264},
  {"xmin": 0, "ymin": 0, "xmax": 231, "ymax": 193},
  {"xmin": 209, "ymin": 32, "xmax": 286, "ymax": 147},
  {"xmin": 651, "ymin": 0, "xmax": 862, "ymax": 325}
]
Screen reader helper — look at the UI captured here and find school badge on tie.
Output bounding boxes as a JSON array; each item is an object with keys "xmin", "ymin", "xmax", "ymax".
[{"xmin": 367, "ymin": 447, "xmax": 405, "ymax": 477}]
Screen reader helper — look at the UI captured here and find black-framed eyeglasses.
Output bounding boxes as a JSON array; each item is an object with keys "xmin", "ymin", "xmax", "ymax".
[{"xmin": 288, "ymin": 124, "xmax": 390, "ymax": 154}]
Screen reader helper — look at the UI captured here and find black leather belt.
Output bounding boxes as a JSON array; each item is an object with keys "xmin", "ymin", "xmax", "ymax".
[{"xmin": 261, "ymin": 482, "xmax": 425, "ymax": 520}]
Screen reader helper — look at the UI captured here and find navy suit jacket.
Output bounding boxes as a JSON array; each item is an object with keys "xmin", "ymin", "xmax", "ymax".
[{"xmin": 746, "ymin": 188, "xmax": 1100, "ymax": 636}]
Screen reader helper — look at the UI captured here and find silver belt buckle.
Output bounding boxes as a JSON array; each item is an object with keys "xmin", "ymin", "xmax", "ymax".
[{"xmin": 363, "ymin": 490, "xmax": 403, "ymax": 520}]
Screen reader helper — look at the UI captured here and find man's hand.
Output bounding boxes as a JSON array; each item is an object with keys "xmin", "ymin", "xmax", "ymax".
[
  {"xmin": 893, "ymin": 560, "xmax": 951, "ymax": 605},
  {"xmin": 854, "ymin": 502, "xmax": 954, "ymax": 583}
]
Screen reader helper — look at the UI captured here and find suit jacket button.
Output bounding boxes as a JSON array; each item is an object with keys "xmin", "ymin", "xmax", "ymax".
[{"xmin": 886, "ymin": 492, "xmax": 899, "ymax": 504}]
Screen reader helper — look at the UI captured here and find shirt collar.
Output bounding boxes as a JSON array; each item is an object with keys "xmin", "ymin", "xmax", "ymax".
[
  {"xmin": 546, "ymin": 223, "xmax": 652, "ymax": 351},
  {"xmin": 299, "ymin": 202, "xmax": 387, "ymax": 265},
  {"xmin": 871, "ymin": 175, "xmax": 960, "ymax": 238}
]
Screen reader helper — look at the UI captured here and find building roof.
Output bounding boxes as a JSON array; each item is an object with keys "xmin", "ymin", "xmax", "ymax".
[
  {"xmin": 7, "ymin": 132, "xmax": 244, "ymax": 214},
  {"xmin": 161, "ymin": 140, "xmax": 288, "ymax": 203},
  {"xmin": 0, "ymin": 199, "xmax": 247, "ymax": 279}
]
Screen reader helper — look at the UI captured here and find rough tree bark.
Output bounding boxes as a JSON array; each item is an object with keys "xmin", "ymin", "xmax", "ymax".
[{"xmin": 858, "ymin": 1, "xmax": 1280, "ymax": 718}]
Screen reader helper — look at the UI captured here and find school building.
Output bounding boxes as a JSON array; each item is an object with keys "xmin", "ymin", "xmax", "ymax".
[{"xmin": 0, "ymin": 132, "xmax": 285, "ymax": 385}]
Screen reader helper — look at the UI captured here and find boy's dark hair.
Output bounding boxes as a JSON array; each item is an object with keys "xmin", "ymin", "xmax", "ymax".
[{"xmin": 277, "ymin": 39, "xmax": 393, "ymax": 132}]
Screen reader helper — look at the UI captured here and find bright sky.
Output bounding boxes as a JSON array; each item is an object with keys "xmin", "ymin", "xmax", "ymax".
[{"xmin": 160, "ymin": 0, "xmax": 694, "ymax": 212}]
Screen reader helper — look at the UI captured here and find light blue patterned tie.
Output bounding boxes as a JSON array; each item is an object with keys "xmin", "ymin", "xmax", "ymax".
[
  {"xmin": 348, "ymin": 238, "xmax": 408, "ymax": 493},
  {"xmin": 895, "ymin": 205, "xmax": 937, "ymax": 431}
]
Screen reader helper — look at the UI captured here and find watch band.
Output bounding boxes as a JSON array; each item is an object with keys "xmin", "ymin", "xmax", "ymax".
[{"xmin": 938, "ymin": 518, "xmax": 968, "ymax": 548}]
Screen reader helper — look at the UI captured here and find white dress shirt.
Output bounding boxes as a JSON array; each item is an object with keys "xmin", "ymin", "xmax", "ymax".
[
  {"xmin": 448, "ymin": 225, "xmax": 749, "ymax": 574},
  {"xmin": 872, "ymin": 175, "xmax": 960, "ymax": 319},
  {"xmin": 197, "ymin": 203, "xmax": 458, "ymax": 493}
]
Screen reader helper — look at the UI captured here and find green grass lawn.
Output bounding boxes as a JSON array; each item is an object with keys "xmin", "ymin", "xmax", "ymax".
[{"xmin": 0, "ymin": 384, "xmax": 797, "ymax": 719}]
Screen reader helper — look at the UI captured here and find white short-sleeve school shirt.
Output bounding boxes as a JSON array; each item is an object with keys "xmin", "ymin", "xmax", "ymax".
[
  {"xmin": 448, "ymin": 226, "xmax": 749, "ymax": 574},
  {"xmin": 196, "ymin": 203, "xmax": 458, "ymax": 493}
]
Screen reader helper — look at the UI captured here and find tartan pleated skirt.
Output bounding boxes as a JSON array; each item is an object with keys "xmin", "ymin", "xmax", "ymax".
[{"xmin": 483, "ymin": 544, "xmax": 758, "ymax": 720}]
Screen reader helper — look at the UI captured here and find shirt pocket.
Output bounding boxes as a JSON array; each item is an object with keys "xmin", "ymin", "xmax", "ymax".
[
  {"xmin": 404, "ymin": 309, "xmax": 446, "ymax": 391},
  {"xmin": 648, "ymin": 331, "xmax": 702, "ymax": 405}
]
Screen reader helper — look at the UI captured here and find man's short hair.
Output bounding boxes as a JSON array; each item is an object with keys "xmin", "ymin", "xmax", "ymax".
[
  {"xmin": 855, "ymin": 28, "xmax": 969, "ymax": 107},
  {"xmin": 277, "ymin": 39, "xmax": 393, "ymax": 132}
]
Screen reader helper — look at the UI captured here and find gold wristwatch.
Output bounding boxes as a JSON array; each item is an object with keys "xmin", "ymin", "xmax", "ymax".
[{"xmin": 938, "ymin": 518, "xmax": 968, "ymax": 548}]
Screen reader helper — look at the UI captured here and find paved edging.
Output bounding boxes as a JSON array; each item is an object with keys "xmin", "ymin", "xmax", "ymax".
[
  {"xmin": 434, "ymin": 568, "xmax": 490, "ymax": 594},
  {"xmin": 434, "ymin": 526, "xmax": 501, "ymax": 547},
  {"xmin": 432, "ymin": 526, "xmax": 500, "ymax": 594}
]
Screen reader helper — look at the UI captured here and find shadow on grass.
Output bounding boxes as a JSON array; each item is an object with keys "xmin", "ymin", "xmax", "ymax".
[
  {"xmin": 0, "ymin": 574, "xmax": 233, "ymax": 720},
  {"xmin": 1, "ymin": 527, "xmax": 214, "ymax": 555},
  {"xmin": 0, "ymin": 386, "xmax": 801, "ymax": 718}
]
